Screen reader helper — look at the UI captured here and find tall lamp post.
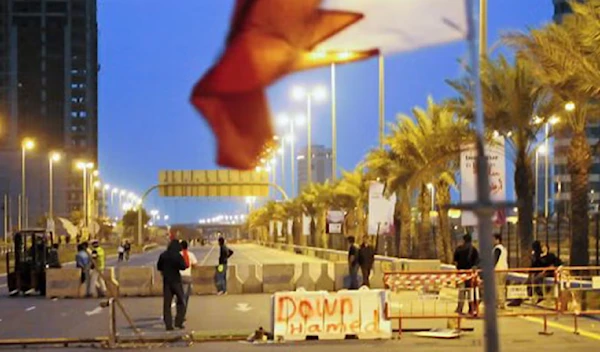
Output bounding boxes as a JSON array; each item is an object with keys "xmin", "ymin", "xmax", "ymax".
[
  {"xmin": 48, "ymin": 152, "xmax": 61, "ymax": 221},
  {"xmin": 278, "ymin": 113, "xmax": 305, "ymax": 197},
  {"xmin": 20, "ymin": 138, "xmax": 35, "ymax": 229},
  {"xmin": 76, "ymin": 161, "xmax": 94, "ymax": 233},
  {"xmin": 291, "ymin": 85, "xmax": 327, "ymax": 185}
]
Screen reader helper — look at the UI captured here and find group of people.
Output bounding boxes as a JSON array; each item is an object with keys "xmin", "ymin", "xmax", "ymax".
[
  {"xmin": 75, "ymin": 240, "xmax": 107, "ymax": 297},
  {"xmin": 453, "ymin": 233, "xmax": 562, "ymax": 314},
  {"xmin": 156, "ymin": 237, "xmax": 233, "ymax": 331},
  {"xmin": 117, "ymin": 241, "xmax": 132, "ymax": 262},
  {"xmin": 347, "ymin": 235, "xmax": 376, "ymax": 289}
]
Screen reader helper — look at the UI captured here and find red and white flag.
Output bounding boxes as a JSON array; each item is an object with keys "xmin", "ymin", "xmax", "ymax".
[{"xmin": 191, "ymin": 0, "xmax": 469, "ymax": 169}]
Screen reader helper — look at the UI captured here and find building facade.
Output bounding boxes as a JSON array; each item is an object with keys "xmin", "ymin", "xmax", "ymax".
[
  {"xmin": 552, "ymin": 0, "xmax": 599, "ymax": 213},
  {"xmin": 297, "ymin": 145, "xmax": 333, "ymax": 194},
  {"xmin": 0, "ymin": 0, "xmax": 98, "ymax": 235}
]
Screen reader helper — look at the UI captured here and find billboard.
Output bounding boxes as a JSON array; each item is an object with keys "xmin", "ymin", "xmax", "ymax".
[
  {"xmin": 367, "ymin": 182, "xmax": 397, "ymax": 235},
  {"xmin": 460, "ymin": 137, "xmax": 507, "ymax": 226},
  {"xmin": 158, "ymin": 170, "xmax": 269, "ymax": 197}
]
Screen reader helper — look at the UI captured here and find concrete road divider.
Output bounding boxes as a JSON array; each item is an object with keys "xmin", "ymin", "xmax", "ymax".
[
  {"xmin": 263, "ymin": 264, "xmax": 295, "ymax": 293},
  {"xmin": 402, "ymin": 259, "xmax": 441, "ymax": 271},
  {"xmin": 103, "ymin": 267, "xmax": 119, "ymax": 297},
  {"xmin": 151, "ymin": 268, "xmax": 163, "ymax": 296},
  {"xmin": 272, "ymin": 287, "xmax": 392, "ymax": 341},
  {"xmin": 227, "ymin": 265, "xmax": 243, "ymax": 294},
  {"xmin": 46, "ymin": 268, "xmax": 82, "ymax": 298},
  {"xmin": 295, "ymin": 263, "xmax": 316, "ymax": 291},
  {"xmin": 192, "ymin": 266, "xmax": 218, "ymax": 295},
  {"xmin": 315, "ymin": 263, "xmax": 335, "ymax": 291},
  {"xmin": 242, "ymin": 265, "xmax": 262, "ymax": 294},
  {"xmin": 117, "ymin": 267, "xmax": 153, "ymax": 296}
]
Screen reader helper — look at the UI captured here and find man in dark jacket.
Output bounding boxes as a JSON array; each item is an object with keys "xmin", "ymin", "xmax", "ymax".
[
  {"xmin": 358, "ymin": 236, "xmax": 375, "ymax": 287},
  {"xmin": 216, "ymin": 237, "xmax": 233, "ymax": 295},
  {"xmin": 453, "ymin": 234, "xmax": 479, "ymax": 314},
  {"xmin": 157, "ymin": 240, "xmax": 187, "ymax": 330}
]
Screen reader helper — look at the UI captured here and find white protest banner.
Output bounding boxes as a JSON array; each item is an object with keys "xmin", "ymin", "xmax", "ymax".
[
  {"xmin": 302, "ymin": 214, "xmax": 312, "ymax": 236},
  {"xmin": 460, "ymin": 137, "xmax": 506, "ymax": 226},
  {"xmin": 276, "ymin": 221, "xmax": 283, "ymax": 237},
  {"xmin": 368, "ymin": 182, "xmax": 396, "ymax": 235},
  {"xmin": 287, "ymin": 219, "xmax": 293, "ymax": 236}
]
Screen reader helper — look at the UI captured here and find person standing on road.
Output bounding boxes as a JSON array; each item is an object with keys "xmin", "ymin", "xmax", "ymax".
[
  {"xmin": 157, "ymin": 239, "xmax": 187, "ymax": 331},
  {"xmin": 493, "ymin": 234, "xmax": 508, "ymax": 309},
  {"xmin": 454, "ymin": 234, "xmax": 479, "ymax": 315},
  {"xmin": 47, "ymin": 243, "xmax": 61, "ymax": 268},
  {"xmin": 124, "ymin": 241, "xmax": 131, "ymax": 261},
  {"xmin": 347, "ymin": 236, "xmax": 360, "ymax": 290},
  {"xmin": 180, "ymin": 240, "xmax": 198, "ymax": 306},
  {"xmin": 358, "ymin": 236, "xmax": 375, "ymax": 287},
  {"xmin": 117, "ymin": 243, "xmax": 125, "ymax": 262},
  {"xmin": 90, "ymin": 240, "xmax": 107, "ymax": 297},
  {"xmin": 76, "ymin": 243, "xmax": 92, "ymax": 297},
  {"xmin": 216, "ymin": 237, "xmax": 233, "ymax": 295}
]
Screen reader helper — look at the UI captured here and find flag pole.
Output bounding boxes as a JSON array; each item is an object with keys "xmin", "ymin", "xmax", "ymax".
[
  {"xmin": 466, "ymin": 0, "xmax": 500, "ymax": 351},
  {"xmin": 378, "ymin": 55, "xmax": 385, "ymax": 148}
]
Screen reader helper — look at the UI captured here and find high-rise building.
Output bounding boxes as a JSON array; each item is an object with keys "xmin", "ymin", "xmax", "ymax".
[
  {"xmin": 297, "ymin": 145, "xmax": 333, "ymax": 194},
  {"xmin": 0, "ymin": 0, "xmax": 98, "ymax": 233},
  {"xmin": 552, "ymin": 0, "xmax": 599, "ymax": 213}
]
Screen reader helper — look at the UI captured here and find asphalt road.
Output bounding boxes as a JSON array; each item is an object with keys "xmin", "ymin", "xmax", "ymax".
[{"xmin": 0, "ymin": 244, "xmax": 599, "ymax": 350}]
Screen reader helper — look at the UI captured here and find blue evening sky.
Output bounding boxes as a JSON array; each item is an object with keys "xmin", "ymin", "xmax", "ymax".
[{"xmin": 97, "ymin": 1, "xmax": 553, "ymax": 224}]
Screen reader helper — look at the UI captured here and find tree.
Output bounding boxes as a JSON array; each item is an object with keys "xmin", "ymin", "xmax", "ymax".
[
  {"xmin": 122, "ymin": 208, "xmax": 150, "ymax": 238},
  {"xmin": 333, "ymin": 169, "xmax": 369, "ymax": 236},
  {"xmin": 505, "ymin": 3, "xmax": 600, "ymax": 265},
  {"xmin": 448, "ymin": 55, "xmax": 560, "ymax": 265},
  {"xmin": 298, "ymin": 182, "xmax": 334, "ymax": 248},
  {"xmin": 368, "ymin": 98, "xmax": 472, "ymax": 258}
]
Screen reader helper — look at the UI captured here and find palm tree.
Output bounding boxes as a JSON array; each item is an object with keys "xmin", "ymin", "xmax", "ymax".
[
  {"xmin": 505, "ymin": 3, "xmax": 600, "ymax": 265},
  {"xmin": 281, "ymin": 198, "xmax": 303, "ymax": 245},
  {"xmin": 368, "ymin": 98, "xmax": 472, "ymax": 258},
  {"xmin": 434, "ymin": 170, "xmax": 456, "ymax": 263},
  {"xmin": 505, "ymin": 0, "xmax": 600, "ymax": 101},
  {"xmin": 447, "ymin": 55, "xmax": 559, "ymax": 266},
  {"xmin": 333, "ymin": 169, "xmax": 369, "ymax": 237},
  {"xmin": 298, "ymin": 182, "xmax": 334, "ymax": 248}
]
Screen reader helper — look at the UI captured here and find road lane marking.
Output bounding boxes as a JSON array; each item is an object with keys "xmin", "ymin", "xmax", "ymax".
[
  {"xmin": 235, "ymin": 303, "xmax": 253, "ymax": 312},
  {"xmin": 85, "ymin": 307, "xmax": 103, "ymax": 316},
  {"xmin": 235, "ymin": 245, "xmax": 262, "ymax": 266},
  {"xmin": 200, "ymin": 245, "xmax": 216, "ymax": 266},
  {"xmin": 25, "ymin": 306, "xmax": 36, "ymax": 312},
  {"xmin": 522, "ymin": 316, "xmax": 600, "ymax": 341}
]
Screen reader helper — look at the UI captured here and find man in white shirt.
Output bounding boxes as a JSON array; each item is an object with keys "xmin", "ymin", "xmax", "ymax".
[
  {"xmin": 493, "ymin": 234, "xmax": 508, "ymax": 309},
  {"xmin": 180, "ymin": 240, "xmax": 198, "ymax": 307}
]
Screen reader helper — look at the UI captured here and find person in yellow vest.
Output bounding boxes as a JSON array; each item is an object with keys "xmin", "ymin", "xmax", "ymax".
[{"xmin": 91, "ymin": 240, "xmax": 107, "ymax": 297}]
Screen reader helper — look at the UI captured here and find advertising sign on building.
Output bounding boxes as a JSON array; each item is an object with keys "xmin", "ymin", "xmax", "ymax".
[{"xmin": 460, "ymin": 137, "xmax": 506, "ymax": 226}]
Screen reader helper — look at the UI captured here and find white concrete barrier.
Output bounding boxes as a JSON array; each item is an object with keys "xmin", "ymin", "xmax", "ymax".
[{"xmin": 272, "ymin": 288, "xmax": 392, "ymax": 341}]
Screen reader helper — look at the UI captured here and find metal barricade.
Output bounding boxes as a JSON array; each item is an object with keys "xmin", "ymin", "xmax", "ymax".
[
  {"xmin": 558, "ymin": 266, "xmax": 600, "ymax": 317},
  {"xmin": 383, "ymin": 267, "xmax": 562, "ymax": 337},
  {"xmin": 383, "ymin": 269, "xmax": 478, "ymax": 337}
]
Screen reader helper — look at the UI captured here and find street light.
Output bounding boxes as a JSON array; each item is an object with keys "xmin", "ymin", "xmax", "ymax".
[
  {"xmin": 565, "ymin": 101, "xmax": 576, "ymax": 112},
  {"xmin": 48, "ymin": 152, "xmax": 61, "ymax": 222},
  {"xmin": 291, "ymin": 85, "xmax": 327, "ymax": 186},
  {"xmin": 20, "ymin": 138, "xmax": 35, "ymax": 229},
  {"xmin": 534, "ymin": 144, "xmax": 547, "ymax": 239},
  {"xmin": 76, "ymin": 161, "xmax": 94, "ymax": 232},
  {"xmin": 278, "ymin": 113, "xmax": 305, "ymax": 197}
]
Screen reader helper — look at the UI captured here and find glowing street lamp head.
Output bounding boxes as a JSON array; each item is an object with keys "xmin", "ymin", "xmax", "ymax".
[
  {"xmin": 50, "ymin": 152, "xmax": 61, "ymax": 162},
  {"xmin": 104, "ymin": 184, "xmax": 110, "ymax": 190},
  {"xmin": 565, "ymin": 101, "xmax": 576, "ymax": 112},
  {"xmin": 294, "ymin": 114, "xmax": 306, "ymax": 126},
  {"xmin": 112, "ymin": 188, "xmax": 119, "ymax": 194},
  {"xmin": 120, "ymin": 190, "xmax": 126, "ymax": 196},
  {"xmin": 538, "ymin": 144, "xmax": 547, "ymax": 154},
  {"xmin": 92, "ymin": 170, "xmax": 99, "ymax": 177},
  {"xmin": 93, "ymin": 181, "xmax": 101, "ymax": 189},
  {"xmin": 312, "ymin": 86, "xmax": 328, "ymax": 102},
  {"xmin": 426, "ymin": 183, "xmax": 434, "ymax": 190},
  {"xmin": 291, "ymin": 86, "xmax": 306, "ymax": 101},
  {"xmin": 277, "ymin": 113, "xmax": 290, "ymax": 126},
  {"xmin": 22, "ymin": 138, "xmax": 35, "ymax": 150},
  {"xmin": 549, "ymin": 115, "xmax": 560, "ymax": 125}
]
